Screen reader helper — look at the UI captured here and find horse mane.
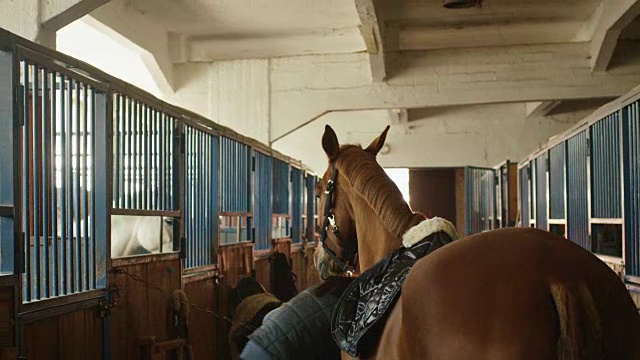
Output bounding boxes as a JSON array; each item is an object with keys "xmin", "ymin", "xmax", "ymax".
[{"xmin": 335, "ymin": 145, "xmax": 425, "ymax": 239}]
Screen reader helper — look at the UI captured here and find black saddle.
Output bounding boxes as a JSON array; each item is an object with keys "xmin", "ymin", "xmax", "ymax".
[{"xmin": 331, "ymin": 231, "xmax": 454, "ymax": 358}]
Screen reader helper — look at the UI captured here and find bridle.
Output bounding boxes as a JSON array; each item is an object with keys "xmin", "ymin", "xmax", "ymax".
[{"xmin": 319, "ymin": 165, "xmax": 357, "ymax": 273}]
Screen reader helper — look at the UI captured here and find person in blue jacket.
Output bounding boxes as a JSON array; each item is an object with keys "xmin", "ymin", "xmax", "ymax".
[{"xmin": 239, "ymin": 276, "xmax": 354, "ymax": 360}]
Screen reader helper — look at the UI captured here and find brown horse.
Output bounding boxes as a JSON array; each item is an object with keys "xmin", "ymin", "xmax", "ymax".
[{"xmin": 314, "ymin": 125, "xmax": 640, "ymax": 360}]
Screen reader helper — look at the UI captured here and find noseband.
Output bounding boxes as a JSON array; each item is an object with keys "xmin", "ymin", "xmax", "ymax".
[{"xmin": 319, "ymin": 166, "xmax": 356, "ymax": 273}]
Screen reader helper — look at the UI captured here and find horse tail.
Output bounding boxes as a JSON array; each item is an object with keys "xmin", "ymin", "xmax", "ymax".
[{"xmin": 549, "ymin": 281, "xmax": 604, "ymax": 360}]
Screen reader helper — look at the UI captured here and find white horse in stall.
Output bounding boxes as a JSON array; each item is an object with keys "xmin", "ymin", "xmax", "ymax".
[
  {"xmin": 110, "ymin": 215, "xmax": 174, "ymax": 257},
  {"xmin": 55, "ymin": 207, "xmax": 174, "ymax": 257}
]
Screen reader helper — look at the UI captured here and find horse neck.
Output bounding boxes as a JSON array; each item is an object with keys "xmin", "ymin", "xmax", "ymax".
[{"xmin": 349, "ymin": 191, "xmax": 405, "ymax": 271}]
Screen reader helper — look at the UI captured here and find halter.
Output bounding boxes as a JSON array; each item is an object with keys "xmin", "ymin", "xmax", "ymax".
[{"xmin": 319, "ymin": 166, "xmax": 356, "ymax": 273}]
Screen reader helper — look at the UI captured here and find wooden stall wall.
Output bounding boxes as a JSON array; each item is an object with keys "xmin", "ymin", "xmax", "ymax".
[
  {"xmin": 290, "ymin": 246, "xmax": 306, "ymax": 291},
  {"xmin": 408, "ymin": 168, "xmax": 458, "ymax": 225},
  {"xmin": 21, "ymin": 306, "xmax": 103, "ymax": 360},
  {"xmin": 182, "ymin": 274, "xmax": 217, "ymax": 360},
  {"xmin": 454, "ymin": 168, "xmax": 467, "ymax": 237},
  {"xmin": 253, "ymin": 255, "xmax": 271, "ymax": 293},
  {"xmin": 304, "ymin": 245, "xmax": 322, "ymax": 287},
  {"xmin": 0, "ymin": 284, "xmax": 15, "ymax": 359},
  {"xmin": 109, "ymin": 255, "xmax": 181, "ymax": 360},
  {"xmin": 217, "ymin": 243, "xmax": 253, "ymax": 360}
]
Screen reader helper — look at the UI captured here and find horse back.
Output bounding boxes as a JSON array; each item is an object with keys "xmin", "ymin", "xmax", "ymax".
[{"xmin": 394, "ymin": 227, "xmax": 640, "ymax": 360}]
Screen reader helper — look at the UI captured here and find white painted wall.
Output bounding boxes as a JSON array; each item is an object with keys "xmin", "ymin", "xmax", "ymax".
[
  {"xmin": 0, "ymin": 0, "xmax": 54, "ymax": 46},
  {"xmin": 166, "ymin": 60, "xmax": 270, "ymax": 144},
  {"xmin": 272, "ymin": 103, "xmax": 591, "ymax": 174}
]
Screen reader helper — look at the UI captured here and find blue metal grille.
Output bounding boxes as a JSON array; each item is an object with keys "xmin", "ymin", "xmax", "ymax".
[
  {"xmin": 291, "ymin": 168, "xmax": 303, "ymax": 243},
  {"xmin": 566, "ymin": 131, "xmax": 589, "ymax": 250},
  {"xmin": 465, "ymin": 167, "xmax": 495, "ymax": 235},
  {"xmin": 624, "ymin": 100, "xmax": 640, "ymax": 277},
  {"xmin": 497, "ymin": 163, "xmax": 510, "ymax": 228},
  {"xmin": 112, "ymin": 93, "xmax": 175, "ymax": 211},
  {"xmin": 535, "ymin": 153, "xmax": 548, "ymax": 230},
  {"xmin": 254, "ymin": 152, "xmax": 272, "ymax": 250},
  {"xmin": 519, "ymin": 166, "xmax": 530, "ymax": 227},
  {"xmin": 305, "ymin": 174, "xmax": 316, "ymax": 242},
  {"xmin": 18, "ymin": 59, "xmax": 108, "ymax": 302},
  {"xmin": 272, "ymin": 159, "xmax": 290, "ymax": 215},
  {"xmin": 549, "ymin": 144, "xmax": 566, "ymax": 220},
  {"xmin": 184, "ymin": 126, "xmax": 219, "ymax": 269},
  {"xmin": 590, "ymin": 113, "xmax": 622, "ymax": 219},
  {"xmin": 0, "ymin": 50, "xmax": 14, "ymax": 274},
  {"xmin": 220, "ymin": 136, "xmax": 251, "ymax": 214}
]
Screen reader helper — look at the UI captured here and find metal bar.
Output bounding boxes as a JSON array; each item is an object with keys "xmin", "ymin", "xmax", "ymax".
[
  {"xmin": 32, "ymin": 63, "xmax": 41, "ymax": 301},
  {"xmin": 136, "ymin": 100, "xmax": 142, "ymax": 210},
  {"xmin": 159, "ymin": 113, "xmax": 165, "ymax": 210},
  {"xmin": 109, "ymin": 209, "xmax": 181, "ymax": 217},
  {"xmin": 198, "ymin": 131, "xmax": 204, "ymax": 265},
  {"xmin": 189, "ymin": 127, "xmax": 194, "ymax": 265},
  {"xmin": 117, "ymin": 94, "xmax": 124, "ymax": 208},
  {"xmin": 83, "ymin": 84, "xmax": 90, "ymax": 291},
  {"xmin": 145, "ymin": 106, "xmax": 150, "ymax": 210},
  {"xmin": 126, "ymin": 96, "xmax": 132, "ymax": 209},
  {"xmin": 204, "ymin": 132, "xmax": 209, "ymax": 265},
  {"xmin": 66, "ymin": 76, "xmax": 75, "ymax": 294},
  {"xmin": 51, "ymin": 71, "xmax": 59, "ymax": 297},
  {"xmin": 22, "ymin": 60, "xmax": 31, "ymax": 302},
  {"xmin": 149, "ymin": 109, "xmax": 158, "ymax": 210},
  {"xmin": 184, "ymin": 127, "xmax": 190, "ymax": 267},
  {"xmin": 41, "ymin": 67, "xmax": 50, "ymax": 299},
  {"xmin": 93, "ymin": 89, "xmax": 109, "ymax": 289},
  {"xmin": 590, "ymin": 218, "xmax": 623, "ymax": 224},
  {"xmin": 114, "ymin": 94, "xmax": 120, "ymax": 208},
  {"xmin": 74, "ymin": 80, "xmax": 82, "ymax": 292},
  {"xmin": 89, "ymin": 89, "xmax": 97, "ymax": 289},
  {"xmin": 59, "ymin": 74, "xmax": 68, "ymax": 295},
  {"xmin": 168, "ymin": 114, "xmax": 173, "ymax": 212},
  {"xmin": 207, "ymin": 134, "xmax": 213, "ymax": 265},
  {"xmin": 16, "ymin": 46, "xmax": 107, "ymax": 91}
]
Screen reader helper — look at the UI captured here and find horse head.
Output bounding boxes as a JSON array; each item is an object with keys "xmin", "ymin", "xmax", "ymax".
[{"xmin": 314, "ymin": 124, "xmax": 423, "ymax": 280}]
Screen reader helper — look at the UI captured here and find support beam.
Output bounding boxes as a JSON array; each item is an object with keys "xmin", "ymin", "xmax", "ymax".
[
  {"xmin": 525, "ymin": 101, "xmax": 562, "ymax": 119},
  {"xmin": 272, "ymin": 104, "xmax": 587, "ymax": 174},
  {"xmin": 269, "ymin": 42, "xmax": 640, "ymax": 142},
  {"xmin": 88, "ymin": 0, "xmax": 175, "ymax": 93},
  {"xmin": 589, "ymin": 0, "xmax": 640, "ymax": 72},
  {"xmin": 40, "ymin": 0, "xmax": 110, "ymax": 31},
  {"xmin": 355, "ymin": 0, "xmax": 386, "ymax": 82},
  {"xmin": 188, "ymin": 28, "xmax": 364, "ymax": 61}
]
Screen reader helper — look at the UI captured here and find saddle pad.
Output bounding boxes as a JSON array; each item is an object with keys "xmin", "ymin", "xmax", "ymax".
[{"xmin": 331, "ymin": 231, "xmax": 453, "ymax": 357}]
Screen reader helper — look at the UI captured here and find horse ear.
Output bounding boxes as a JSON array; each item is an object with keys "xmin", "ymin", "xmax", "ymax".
[
  {"xmin": 322, "ymin": 125, "xmax": 340, "ymax": 160},
  {"xmin": 365, "ymin": 125, "xmax": 390, "ymax": 156}
]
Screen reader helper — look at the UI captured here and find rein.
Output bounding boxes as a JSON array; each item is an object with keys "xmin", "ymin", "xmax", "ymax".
[{"xmin": 319, "ymin": 166, "xmax": 356, "ymax": 273}]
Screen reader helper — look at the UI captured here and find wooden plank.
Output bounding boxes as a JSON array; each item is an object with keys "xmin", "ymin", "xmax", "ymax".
[
  {"xmin": 183, "ymin": 277, "xmax": 216, "ymax": 360},
  {"xmin": 0, "ymin": 348, "xmax": 17, "ymax": 360},
  {"xmin": 0, "ymin": 287, "xmax": 14, "ymax": 349},
  {"xmin": 57, "ymin": 308, "xmax": 86, "ymax": 359},
  {"xmin": 24, "ymin": 315, "xmax": 58, "ymax": 360},
  {"xmin": 290, "ymin": 247, "xmax": 306, "ymax": 291},
  {"xmin": 109, "ymin": 268, "xmax": 129, "ymax": 360},
  {"xmin": 126, "ymin": 263, "xmax": 149, "ymax": 360},
  {"xmin": 307, "ymin": 246, "xmax": 322, "ymax": 288},
  {"xmin": 273, "ymin": 239, "xmax": 291, "ymax": 263},
  {"xmin": 253, "ymin": 257, "xmax": 271, "ymax": 293},
  {"xmin": 84, "ymin": 306, "xmax": 103, "ymax": 360}
]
